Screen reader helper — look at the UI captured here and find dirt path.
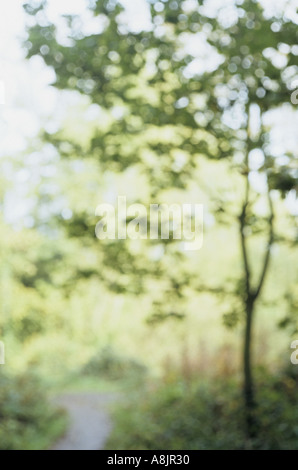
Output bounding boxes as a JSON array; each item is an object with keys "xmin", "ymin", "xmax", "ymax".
[{"xmin": 51, "ymin": 392, "xmax": 117, "ymax": 450}]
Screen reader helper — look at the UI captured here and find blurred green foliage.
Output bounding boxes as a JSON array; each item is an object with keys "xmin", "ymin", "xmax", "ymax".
[
  {"xmin": 106, "ymin": 366, "xmax": 298, "ymax": 450},
  {"xmin": 0, "ymin": 0, "xmax": 297, "ymax": 449},
  {"xmin": 81, "ymin": 346, "xmax": 147, "ymax": 382},
  {"xmin": 0, "ymin": 371, "xmax": 66, "ymax": 450},
  {"xmin": 21, "ymin": 0, "xmax": 298, "ymax": 433}
]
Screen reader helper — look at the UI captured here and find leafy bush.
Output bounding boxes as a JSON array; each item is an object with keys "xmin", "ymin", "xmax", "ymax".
[
  {"xmin": 81, "ymin": 346, "xmax": 147, "ymax": 382},
  {"xmin": 0, "ymin": 372, "xmax": 66, "ymax": 450},
  {"xmin": 106, "ymin": 367, "xmax": 298, "ymax": 450}
]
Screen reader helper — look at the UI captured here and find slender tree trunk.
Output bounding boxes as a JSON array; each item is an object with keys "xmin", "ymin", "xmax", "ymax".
[{"xmin": 243, "ymin": 295, "xmax": 257, "ymax": 438}]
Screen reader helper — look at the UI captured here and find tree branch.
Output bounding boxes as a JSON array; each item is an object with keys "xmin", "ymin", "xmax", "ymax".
[
  {"xmin": 254, "ymin": 188, "xmax": 275, "ymax": 299},
  {"xmin": 239, "ymin": 174, "xmax": 251, "ymax": 298}
]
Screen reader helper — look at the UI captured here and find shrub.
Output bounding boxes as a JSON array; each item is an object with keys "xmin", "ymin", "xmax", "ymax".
[
  {"xmin": 0, "ymin": 371, "xmax": 66, "ymax": 450},
  {"xmin": 81, "ymin": 346, "xmax": 147, "ymax": 382},
  {"xmin": 106, "ymin": 368, "xmax": 298, "ymax": 450}
]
